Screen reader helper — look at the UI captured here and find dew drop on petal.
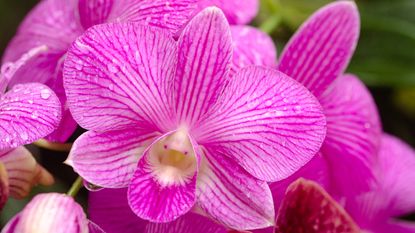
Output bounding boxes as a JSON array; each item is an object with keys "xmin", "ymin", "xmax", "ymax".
[
  {"xmin": 40, "ymin": 89, "xmax": 51, "ymax": 99},
  {"xmin": 107, "ymin": 64, "xmax": 118, "ymax": 73},
  {"xmin": 20, "ymin": 131, "xmax": 28, "ymax": 141}
]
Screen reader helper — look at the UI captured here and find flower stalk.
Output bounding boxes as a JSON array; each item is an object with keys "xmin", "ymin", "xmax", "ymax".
[{"xmin": 67, "ymin": 176, "xmax": 83, "ymax": 197}]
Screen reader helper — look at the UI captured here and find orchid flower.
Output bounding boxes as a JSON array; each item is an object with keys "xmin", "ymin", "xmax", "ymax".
[
  {"xmin": 271, "ymin": 1, "xmax": 382, "ymax": 199},
  {"xmin": 87, "ymin": 179, "xmax": 360, "ymax": 233},
  {"xmin": 88, "ymin": 188, "xmax": 227, "ymax": 233},
  {"xmin": 344, "ymin": 134, "xmax": 415, "ymax": 233},
  {"xmin": 2, "ymin": 193, "xmax": 104, "ymax": 233},
  {"xmin": 0, "ymin": 48, "xmax": 61, "ymax": 207},
  {"xmin": 196, "ymin": 0, "xmax": 258, "ymax": 25},
  {"xmin": 2, "ymin": 0, "xmax": 197, "ymax": 142},
  {"xmin": 63, "ymin": 7, "xmax": 326, "ymax": 230}
]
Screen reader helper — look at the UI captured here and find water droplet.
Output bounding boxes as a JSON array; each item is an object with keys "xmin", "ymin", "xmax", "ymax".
[
  {"xmin": 108, "ymin": 84, "xmax": 114, "ymax": 91},
  {"xmin": 265, "ymin": 100, "xmax": 272, "ymax": 106},
  {"xmin": 40, "ymin": 89, "xmax": 51, "ymax": 99},
  {"xmin": 28, "ymin": 100, "xmax": 33, "ymax": 104},
  {"xmin": 31, "ymin": 112, "xmax": 39, "ymax": 119}
]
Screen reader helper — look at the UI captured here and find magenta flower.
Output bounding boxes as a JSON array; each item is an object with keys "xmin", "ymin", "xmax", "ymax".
[
  {"xmin": 88, "ymin": 188, "xmax": 227, "ymax": 233},
  {"xmin": 0, "ymin": 48, "xmax": 61, "ymax": 206},
  {"xmin": 2, "ymin": 0, "xmax": 197, "ymax": 142},
  {"xmin": 63, "ymin": 8, "xmax": 326, "ymax": 229},
  {"xmin": 2, "ymin": 193, "xmax": 104, "ymax": 233},
  {"xmin": 344, "ymin": 134, "xmax": 415, "ymax": 233},
  {"xmin": 273, "ymin": 1, "xmax": 382, "ymax": 197},
  {"xmin": 196, "ymin": 0, "xmax": 259, "ymax": 25}
]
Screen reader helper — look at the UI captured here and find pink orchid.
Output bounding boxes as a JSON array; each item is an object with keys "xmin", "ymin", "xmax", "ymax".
[
  {"xmin": 272, "ymin": 1, "xmax": 382, "ymax": 198},
  {"xmin": 87, "ymin": 179, "xmax": 360, "ymax": 233},
  {"xmin": 63, "ymin": 7, "xmax": 326, "ymax": 229},
  {"xmin": 344, "ymin": 134, "xmax": 415, "ymax": 233},
  {"xmin": 2, "ymin": 193, "xmax": 104, "ymax": 233},
  {"xmin": 2, "ymin": 0, "xmax": 197, "ymax": 142},
  {"xmin": 88, "ymin": 188, "xmax": 227, "ymax": 233},
  {"xmin": 196, "ymin": 0, "xmax": 259, "ymax": 25},
  {"xmin": 0, "ymin": 48, "xmax": 61, "ymax": 207}
]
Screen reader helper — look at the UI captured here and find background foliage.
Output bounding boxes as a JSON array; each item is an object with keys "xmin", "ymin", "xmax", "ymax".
[{"xmin": 0, "ymin": 0, "xmax": 414, "ymax": 226}]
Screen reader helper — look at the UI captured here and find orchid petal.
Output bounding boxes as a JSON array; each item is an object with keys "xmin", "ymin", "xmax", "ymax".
[
  {"xmin": 128, "ymin": 132, "xmax": 199, "ymax": 222},
  {"xmin": 174, "ymin": 7, "xmax": 233, "ymax": 126},
  {"xmin": 2, "ymin": 0, "xmax": 81, "ymax": 87},
  {"xmin": 195, "ymin": 67, "xmax": 326, "ymax": 181},
  {"xmin": 196, "ymin": 0, "xmax": 259, "ymax": 24},
  {"xmin": 0, "ymin": 83, "xmax": 61, "ymax": 151},
  {"xmin": 145, "ymin": 212, "xmax": 227, "ymax": 233},
  {"xmin": 270, "ymin": 153, "xmax": 329, "ymax": 211},
  {"xmin": 278, "ymin": 1, "xmax": 360, "ymax": 97},
  {"xmin": 108, "ymin": 0, "xmax": 197, "ymax": 33},
  {"xmin": 345, "ymin": 134, "xmax": 415, "ymax": 229},
  {"xmin": 0, "ymin": 161, "xmax": 9, "ymax": 210},
  {"xmin": 78, "ymin": 0, "xmax": 114, "ymax": 29},
  {"xmin": 64, "ymin": 23, "xmax": 177, "ymax": 132},
  {"xmin": 276, "ymin": 179, "xmax": 360, "ymax": 233},
  {"xmin": 197, "ymin": 149, "xmax": 274, "ymax": 230},
  {"xmin": 320, "ymin": 74, "xmax": 381, "ymax": 195},
  {"xmin": 68, "ymin": 130, "xmax": 157, "ymax": 188},
  {"xmin": 230, "ymin": 25, "xmax": 277, "ymax": 76},
  {"xmin": 1, "ymin": 214, "xmax": 19, "ymax": 233},
  {"xmin": 0, "ymin": 147, "xmax": 54, "ymax": 199},
  {"xmin": 8, "ymin": 193, "xmax": 89, "ymax": 233},
  {"xmin": 375, "ymin": 221, "xmax": 415, "ymax": 233},
  {"xmin": 89, "ymin": 188, "xmax": 148, "ymax": 233},
  {"xmin": 88, "ymin": 221, "xmax": 106, "ymax": 233}
]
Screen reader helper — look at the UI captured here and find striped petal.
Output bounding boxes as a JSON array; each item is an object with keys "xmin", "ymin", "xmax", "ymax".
[
  {"xmin": 64, "ymin": 23, "xmax": 177, "ymax": 133},
  {"xmin": 320, "ymin": 74, "xmax": 381, "ymax": 195},
  {"xmin": 68, "ymin": 130, "xmax": 157, "ymax": 188},
  {"xmin": 107, "ymin": 0, "xmax": 197, "ymax": 33},
  {"xmin": 231, "ymin": 26, "xmax": 277, "ymax": 76},
  {"xmin": 174, "ymin": 7, "xmax": 233, "ymax": 126},
  {"xmin": 128, "ymin": 132, "xmax": 199, "ymax": 222},
  {"xmin": 4, "ymin": 193, "xmax": 89, "ymax": 233},
  {"xmin": 196, "ymin": 0, "xmax": 259, "ymax": 24},
  {"xmin": 2, "ymin": 0, "xmax": 81, "ymax": 87},
  {"xmin": 145, "ymin": 212, "xmax": 227, "ymax": 233},
  {"xmin": 88, "ymin": 221, "xmax": 106, "ymax": 233},
  {"xmin": 0, "ymin": 83, "xmax": 61, "ymax": 151},
  {"xmin": 89, "ymin": 188, "xmax": 227, "ymax": 233},
  {"xmin": 278, "ymin": 1, "xmax": 360, "ymax": 98},
  {"xmin": 78, "ymin": 0, "xmax": 114, "ymax": 29},
  {"xmin": 276, "ymin": 179, "xmax": 360, "ymax": 233},
  {"xmin": 197, "ymin": 148, "xmax": 274, "ymax": 230},
  {"xmin": 89, "ymin": 188, "xmax": 148, "ymax": 233},
  {"xmin": 0, "ymin": 161, "xmax": 8, "ymax": 210},
  {"xmin": 195, "ymin": 67, "xmax": 326, "ymax": 182},
  {"xmin": 0, "ymin": 147, "xmax": 54, "ymax": 199}
]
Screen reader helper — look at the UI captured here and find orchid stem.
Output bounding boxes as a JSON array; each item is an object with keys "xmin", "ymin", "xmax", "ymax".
[
  {"xmin": 259, "ymin": 0, "xmax": 282, "ymax": 34},
  {"xmin": 33, "ymin": 139, "xmax": 73, "ymax": 152},
  {"xmin": 67, "ymin": 176, "xmax": 83, "ymax": 197}
]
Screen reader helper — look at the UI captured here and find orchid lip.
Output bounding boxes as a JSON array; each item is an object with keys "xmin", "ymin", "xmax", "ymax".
[{"xmin": 148, "ymin": 129, "xmax": 197, "ymax": 187}]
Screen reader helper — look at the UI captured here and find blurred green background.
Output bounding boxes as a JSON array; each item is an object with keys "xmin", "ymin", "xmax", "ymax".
[{"xmin": 0, "ymin": 0, "xmax": 414, "ymax": 226}]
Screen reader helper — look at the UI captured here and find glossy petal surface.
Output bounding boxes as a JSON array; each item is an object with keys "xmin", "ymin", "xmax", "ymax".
[
  {"xmin": 64, "ymin": 23, "xmax": 177, "ymax": 132},
  {"xmin": 276, "ymin": 179, "xmax": 360, "ymax": 233},
  {"xmin": 278, "ymin": 1, "xmax": 360, "ymax": 97},
  {"xmin": 68, "ymin": 130, "xmax": 157, "ymax": 188},
  {"xmin": 196, "ymin": 0, "xmax": 259, "ymax": 24},
  {"xmin": 320, "ymin": 74, "xmax": 381, "ymax": 195},
  {"xmin": 174, "ymin": 7, "xmax": 232, "ymax": 126},
  {"xmin": 231, "ymin": 25, "xmax": 277, "ymax": 75},
  {"xmin": 0, "ymin": 83, "xmax": 61, "ymax": 150},
  {"xmin": 197, "ymin": 150, "xmax": 274, "ymax": 230},
  {"xmin": 195, "ymin": 67, "xmax": 326, "ymax": 181},
  {"xmin": 78, "ymin": 0, "xmax": 114, "ymax": 29},
  {"xmin": 8, "ymin": 193, "xmax": 88, "ymax": 233}
]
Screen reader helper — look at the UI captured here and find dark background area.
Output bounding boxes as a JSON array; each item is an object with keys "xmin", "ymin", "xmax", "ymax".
[{"xmin": 0, "ymin": 0, "xmax": 414, "ymax": 226}]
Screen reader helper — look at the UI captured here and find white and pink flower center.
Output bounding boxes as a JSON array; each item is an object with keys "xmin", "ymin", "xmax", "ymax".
[{"xmin": 148, "ymin": 129, "xmax": 197, "ymax": 187}]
